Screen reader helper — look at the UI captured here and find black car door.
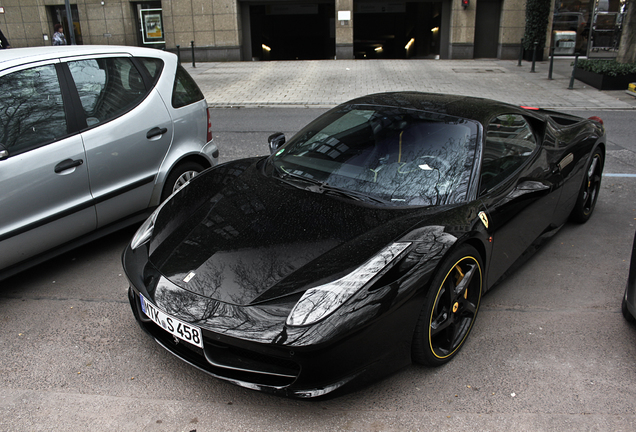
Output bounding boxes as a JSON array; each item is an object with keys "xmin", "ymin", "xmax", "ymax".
[{"xmin": 477, "ymin": 113, "xmax": 563, "ymax": 287}]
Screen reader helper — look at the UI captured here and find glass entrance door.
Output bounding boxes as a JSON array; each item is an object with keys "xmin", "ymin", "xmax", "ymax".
[{"xmin": 49, "ymin": 4, "xmax": 83, "ymax": 45}]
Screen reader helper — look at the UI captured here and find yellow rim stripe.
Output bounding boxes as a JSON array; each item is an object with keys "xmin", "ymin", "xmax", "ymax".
[{"xmin": 429, "ymin": 255, "xmax": 482, "ymax": 359}]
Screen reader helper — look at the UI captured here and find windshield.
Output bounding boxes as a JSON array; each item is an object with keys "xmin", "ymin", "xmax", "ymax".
[{"xmin": 269, "ymin": 104, "xmax": 479, "ymax": 206}]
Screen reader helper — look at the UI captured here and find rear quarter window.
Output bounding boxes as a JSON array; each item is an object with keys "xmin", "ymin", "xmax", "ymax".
[
  {"xmin": 137, "ymin": 57, "xmax": 164, "ymax": 87},
  {"xmin": 480, "ymin": 114, "xmax": 537, "ymax": 194},
  {"xmin": 172, "ymin": 65, "xmax": 204, "ymax": 108}
]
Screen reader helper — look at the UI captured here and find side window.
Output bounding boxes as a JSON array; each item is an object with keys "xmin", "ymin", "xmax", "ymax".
[
  {"xmin": 0, "ymin": 64, "xmax": 68, "ymax": 155},
  {"xmin": 137, "ymin": 57, "xmax": 164, "ymax": 86},
  {"xmin": 480, "ymin": 114, "xmax": 537, "ymax": 194},
  {"xmin": 67, "ymin": 57, "xmax": 147, "ymax": 127},
  {"xmin": 172, "ymin": 64, "xmax": 204, "ymax": 108}
]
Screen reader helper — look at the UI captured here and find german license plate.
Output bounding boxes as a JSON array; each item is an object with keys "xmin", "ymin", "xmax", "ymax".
[{"xmin": 139, "ymin": 294, "xmax": 203, "ymax": 348}]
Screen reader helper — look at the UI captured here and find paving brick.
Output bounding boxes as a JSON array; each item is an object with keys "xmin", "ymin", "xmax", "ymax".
[{"xmin": 185, "ymin": 58, "xmax": 636, "ymax": 110}]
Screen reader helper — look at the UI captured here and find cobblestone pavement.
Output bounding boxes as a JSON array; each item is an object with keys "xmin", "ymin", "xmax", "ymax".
[{"xmin": 185, "ymin": 58, "xmax": 636, "ymax": 110}]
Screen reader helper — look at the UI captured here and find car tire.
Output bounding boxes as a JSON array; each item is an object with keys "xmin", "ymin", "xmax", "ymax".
[
  {"xmin": 161, "ymin": 161, "xmax": 204, "ymax": 201},
  {"xmin": 622, "ymin": 288, "xmax": 636, "ymax": 323},
  {"xmin": 570, "ymin": 150, "xmax": 603, "ymax": 224},
  {"xmin": 412, "ymin": 244, "xmax": 483, "ymax": 367}
]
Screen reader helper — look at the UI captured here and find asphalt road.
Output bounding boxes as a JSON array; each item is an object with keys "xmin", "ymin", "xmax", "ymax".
[{"xmin": 1, "ymin": 108, "xmax": 636, "ymax": 431}]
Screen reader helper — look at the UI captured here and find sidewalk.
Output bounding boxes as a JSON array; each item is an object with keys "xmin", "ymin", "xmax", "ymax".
[{"xmin": 185, "ymin": 58, "xmax": 636, "ymax": 110}]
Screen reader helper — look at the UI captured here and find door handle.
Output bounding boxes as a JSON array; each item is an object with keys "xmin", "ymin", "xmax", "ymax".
[
  {"xmin": 146, "ymin": 127, "xmax": 168, "ymax": 139},
  {"xmin": 54, "ymin": 158, "xmax": 84, "ymax": 173}
]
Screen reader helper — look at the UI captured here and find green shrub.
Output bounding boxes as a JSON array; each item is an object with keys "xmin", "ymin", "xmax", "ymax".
[
  {"xmin": 523, "ymin": 0, "xmax": 551, "ymax": 50},
  {"xmin": 575, "ymin": 59, "xmax": 636, "ymax": 76}
]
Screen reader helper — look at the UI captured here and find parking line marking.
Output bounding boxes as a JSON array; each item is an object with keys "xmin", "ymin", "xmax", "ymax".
[{"xmin": 603, "ymin": 174, "xmax": 636, "ymax": 178}]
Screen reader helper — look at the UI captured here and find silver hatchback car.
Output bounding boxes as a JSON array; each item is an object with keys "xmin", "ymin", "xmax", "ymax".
[{"xmin": 0, "ymin": 46, "xmax": 218, "ymax": 280}]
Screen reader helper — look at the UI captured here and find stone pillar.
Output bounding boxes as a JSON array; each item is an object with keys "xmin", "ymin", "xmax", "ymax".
[
  {"xmin": 335, "ymin": 0, "xmax": 354, "ymax": 59},
  {"xmin": 448, "ymin": 0, "xmax": 475, "ymax": 59},
  {"xmin": 498, "ymin": 0, "xmax": 526, "ymax": 60}
]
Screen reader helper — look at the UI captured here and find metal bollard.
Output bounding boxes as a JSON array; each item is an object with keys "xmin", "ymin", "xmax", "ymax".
[
  {"xmin": 530, "ymin": 42, "xmax": 538, "ymax": 73},
  {"xmin": 548, "ymin": 46, "xmax": 554, "ymax": 80},
  {"xmin": 518, "ymin": 38, "xmax": 524, "ymax": 67},
  {"xmin": 191, "ymin": 41, "xmax": 195, "ymax": 68},
  {"xmin": 176, "ymin": 45, "xmax": 181, "ymax": 64},
  {"xmin": 568, "ymin": 54, "xmax": 579, "ymax": 90}
]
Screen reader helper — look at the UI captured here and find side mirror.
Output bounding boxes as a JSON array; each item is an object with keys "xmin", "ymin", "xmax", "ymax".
[
  {"xmin": 268, "ymin": 132, "xmax": 285, "ymax": 154},
  {"xmin": 0, "ymin": 144, "xmax": 8, "ymax": 161}
]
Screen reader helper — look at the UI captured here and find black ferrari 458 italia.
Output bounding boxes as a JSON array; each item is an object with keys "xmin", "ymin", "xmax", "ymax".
[{"xmin": 123, "ymin": 92, "xmax": 605, "ymax": 398}]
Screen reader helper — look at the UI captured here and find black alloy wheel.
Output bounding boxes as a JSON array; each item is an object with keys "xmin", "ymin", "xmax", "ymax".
[
  {"xmin": 412, "ymin": 245, "xmax": 483, "ymax": 367},
  {"xmin": 570, "ymin": 150, "xmax": 603, "ymax": 223}
]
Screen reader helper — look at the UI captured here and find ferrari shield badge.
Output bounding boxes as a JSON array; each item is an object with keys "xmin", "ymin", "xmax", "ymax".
[{"xmin": 478, "ymin": 211, "xmax": 489, "ymax": 229}]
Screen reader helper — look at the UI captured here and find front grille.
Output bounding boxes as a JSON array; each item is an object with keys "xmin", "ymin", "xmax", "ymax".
[
  {"xmin": 204, "ymin": 339, "xmax": 300, "ymax": 387},
  {"xmin": 132, "ymin": 291, "xmax": 300, "ymax": 388}
]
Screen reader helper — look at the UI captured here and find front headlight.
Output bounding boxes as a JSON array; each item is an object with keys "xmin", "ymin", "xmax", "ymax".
[
  {"xmin": 130, "ymin": 207, "xmax": 160, "ymax": 250},
  {"xmin": 286, "ymin": 242, "xmax": 411, "ymax": 327},
  {"xmin": 130, "ymin": 180, "xmax": 191, "ymax": 250}
]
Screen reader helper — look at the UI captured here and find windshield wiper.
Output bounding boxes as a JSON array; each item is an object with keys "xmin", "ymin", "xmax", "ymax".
[
  {"xmin": 307, "ymin": 182, "xmax": 388, "ymax": 204},
  {"xmin": 272, "ymin": 165, "xmax": 386, "ymax": 204},
  {"xmin": 271, "ymin": 164, "xmax": 319, "ymax": 189}
]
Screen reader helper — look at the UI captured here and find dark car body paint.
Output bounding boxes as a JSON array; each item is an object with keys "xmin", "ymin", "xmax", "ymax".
[
  {"xmin": 150, "ymin": 158, "xmax": 456, "ymax": 305},
  {"xmin": 123, "ymin": 92, "xmax": 605, "ymax": 398},
  {"xmin": 123, "ymin": 159, "xmax": 480, "ymax": 397},
  {"xmin": 623, "ymin": 232, "xmax": 636, "ymax": 321},
  {"xmin": 478, "ymin": 112, "xmax": 604, "ymax": 283}
]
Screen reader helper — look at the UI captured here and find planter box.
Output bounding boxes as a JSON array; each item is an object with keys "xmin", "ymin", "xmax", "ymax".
[{"xmin": 573, "ymin": 67, "xmax": 636, "ymax": 90}]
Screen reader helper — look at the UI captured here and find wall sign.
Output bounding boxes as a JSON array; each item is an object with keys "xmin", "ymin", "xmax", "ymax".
[{"xmin": 140, "ymin": 8, "xmax": 165, "ymax": 44}]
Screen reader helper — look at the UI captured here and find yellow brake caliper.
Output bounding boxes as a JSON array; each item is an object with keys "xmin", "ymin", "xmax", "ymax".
[{"xmin": 452, "ymin": 264, "xmax": 466, "ymax": 313}]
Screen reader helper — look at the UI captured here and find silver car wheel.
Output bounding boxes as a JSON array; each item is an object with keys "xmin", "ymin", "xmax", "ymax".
[
  {"xmin": 161, "ymin": 161, "xmax": 205, "ymax": 202},
  {"xmin": 173, "ymin": 170, "xmax": 198, "ymax": 193}
]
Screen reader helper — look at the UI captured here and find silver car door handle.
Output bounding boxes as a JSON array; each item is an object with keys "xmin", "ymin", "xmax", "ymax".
[
  {"xmin": 54, "ymin": 158, "xmax": 84, "ymax": 173},
  {"xmin": 146, "ymin": 127, "xmax": 168, "ymax": 139}
]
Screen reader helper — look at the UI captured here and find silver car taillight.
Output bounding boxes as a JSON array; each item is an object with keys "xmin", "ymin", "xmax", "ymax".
[{"xmin": 207, "ymin": 108, "xmax": 213, "ymax": 143}]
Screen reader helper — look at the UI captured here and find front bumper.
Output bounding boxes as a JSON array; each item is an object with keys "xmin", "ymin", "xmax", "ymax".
[
  {"xmin": 122, "ymin": 244, "xmax": 415, "ymax": 398},
  {"xmin": 129, "ymin": 286, "xmax": 333, "ymax": 395}
]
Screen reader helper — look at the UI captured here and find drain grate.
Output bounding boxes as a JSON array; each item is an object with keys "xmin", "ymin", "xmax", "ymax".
[{"xmin": 452, "ymin": 68, "xmax": 506, "ymax": 73}]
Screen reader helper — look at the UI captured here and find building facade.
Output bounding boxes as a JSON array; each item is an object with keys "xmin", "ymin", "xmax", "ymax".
[
  {"xmin": 553, "ymin": 0, "xmax": 628, "ymax": 58},
  {"xmin": 0, "ymin": 0, "xmax": 537, "ymax": 60}
]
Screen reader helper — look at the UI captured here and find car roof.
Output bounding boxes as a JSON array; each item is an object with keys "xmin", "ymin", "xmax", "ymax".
[
  {"xmin": 0, "ymin": 45, "xmax": 176, "ymax": 71},
  {"xmin": 346, "ymin": 92, "xmax": 534, "ymax": 125}
]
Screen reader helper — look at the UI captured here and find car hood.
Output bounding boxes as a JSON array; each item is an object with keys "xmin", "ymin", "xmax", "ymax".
[{"xmin": 148, "ymin": 158, "xmax": 438, "ymax": 306}]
